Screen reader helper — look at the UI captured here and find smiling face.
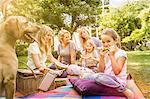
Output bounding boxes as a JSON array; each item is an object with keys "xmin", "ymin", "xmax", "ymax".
[
  {"xmin": 85, "ymin": 40, "xmax": 95, "ymax": 53},
  {"xmin": 101, "ymin": 34, "xmax": 116, "ymax": 49}
]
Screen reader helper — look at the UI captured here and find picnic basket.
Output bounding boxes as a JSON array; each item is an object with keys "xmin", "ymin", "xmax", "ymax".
[{"xmin": 16, "ymin": 62, "xmax": 56, "ymax": 95}]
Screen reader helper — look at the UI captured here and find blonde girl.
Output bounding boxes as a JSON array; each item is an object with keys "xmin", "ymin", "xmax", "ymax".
[
  {"xmin": 27, "ymin": 25, "xmax": 67, "ymax": 73},
  {"xmin": 81, "ymin": 39, "xmax": 99, "ymax": 72},
  {"xmin": 83, "ymin": 28, "xmax": 134, "ymax": 99}
]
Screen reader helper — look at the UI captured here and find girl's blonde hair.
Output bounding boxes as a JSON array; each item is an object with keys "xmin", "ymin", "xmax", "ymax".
[
  {"xmin": 58, "ymin": 29, "xmax": 71, "ymax": 43},
  {"xmin": 78, "ymin": 27, "xmax": 90, "ymax": 49},
  {"xmin": 101, "ymin": 28, "xmax": 121, "ymax": 48},
  {"xmin": 37, "ymin": 25, "xmax": 53, "ymax": 55},
  {"xmin": 85, "ymin": 39, "xmax": 96, "ymax": 52}
]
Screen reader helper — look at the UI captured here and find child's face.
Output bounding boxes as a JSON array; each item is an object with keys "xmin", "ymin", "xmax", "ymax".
[
  {"xmin": 101, "ymin": 34, "xmax": 116, "ymax": 49},
  {"xmin": 62, "ymin": 33, "xmax": 71, "ymax": 43},
  {"xmin": 85, "ymin": 43, "xmax": 94, "ymax": 53}
]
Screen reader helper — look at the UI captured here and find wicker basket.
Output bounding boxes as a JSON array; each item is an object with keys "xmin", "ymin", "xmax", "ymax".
[
  {"xmin": 16, "ymin": 73, "xmax": 43, "ymax": 95},
  {"xmin": 16, "ymin": 70, "xmax": 56, "ymax": 95}
]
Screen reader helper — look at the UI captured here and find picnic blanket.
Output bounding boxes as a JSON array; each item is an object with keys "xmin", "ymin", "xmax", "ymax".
[
  {"xmin": 17, "ymin": 78, "xmax": 145, "ymax": 99},
  {"xmin": 21, "ymin": 84, "xmax": 82, "ymax": 99},
  {"xmin": 20, "ymin": 84, "xmax": 127, "ymax": 99}
]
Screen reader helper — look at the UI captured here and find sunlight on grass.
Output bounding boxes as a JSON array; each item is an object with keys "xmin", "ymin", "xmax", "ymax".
[{"xmin": 127, "ymin": 51, "xmax": 150, "ymax": 98}]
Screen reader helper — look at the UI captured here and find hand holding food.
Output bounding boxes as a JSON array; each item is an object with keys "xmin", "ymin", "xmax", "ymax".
[
  {"xmin": 99, "ymin": 47, "xmax": 109, "ymax": 56},
  {"xmin": 108, "ymin": 45, "xmax": 116, "ymax": 56}
]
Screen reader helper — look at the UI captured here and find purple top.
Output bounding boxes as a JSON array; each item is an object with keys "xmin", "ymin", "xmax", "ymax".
[
  {"xmin": 58, "ymin": 41, "xmax": 76, "ymax": 65},
  {"xmin": 91, "ymin": 37, "xmax": 101, "ymax": 48}
]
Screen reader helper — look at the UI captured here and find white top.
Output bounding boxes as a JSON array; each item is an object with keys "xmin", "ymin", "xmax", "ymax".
[
  {"xmin": 81, "ymin": 50, "xmax": 99, "ymax": 67},
  {"xmin": 27, "ymin": 42, "xmax": 47, "ymax": 70},
  {"xmin": 103, "ymin": 49, "xmax": 127, "ymax": 82}
]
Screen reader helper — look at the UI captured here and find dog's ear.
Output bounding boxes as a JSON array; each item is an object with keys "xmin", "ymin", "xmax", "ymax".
[
  {"xmin": 4, "ymin": 16, "xmax": 21, "ymax": 39},
  {"xmin": 16, "ymin": 18, "xmax": 22, "ymax": 38}
]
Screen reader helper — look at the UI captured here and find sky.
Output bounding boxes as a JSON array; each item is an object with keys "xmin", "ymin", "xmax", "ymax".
[{"xmin": 110, "ymin": 0, "xmax": 128, "ymax": 8}]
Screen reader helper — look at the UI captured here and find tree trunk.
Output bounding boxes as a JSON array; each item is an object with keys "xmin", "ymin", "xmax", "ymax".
[{"xmin": 70, "ymin": 14, "xmax": 78, "ymax": 34}]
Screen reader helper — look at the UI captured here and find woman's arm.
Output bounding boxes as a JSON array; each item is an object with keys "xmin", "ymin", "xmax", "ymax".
[
  {"xmin": 31, "ymin": 54, "xmax": 42, "ymax": 68},
  {"xmin": 31, "ymin": 54, "xmax": 47, "ymax": 72},
  {"xmin": 57, "ymin": 55, "xmax": 61, "ymax": 62},
  {"xmin": 48, "ymin": 51, "xmax": 68, "ymax": 69},
  {"xmin": 70, "ymin": 48, "xmax": 76, "ymax": 64}
]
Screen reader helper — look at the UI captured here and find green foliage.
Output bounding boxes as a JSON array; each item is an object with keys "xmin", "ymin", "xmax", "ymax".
[
  {"xmin": 127, "ymin": 51, "xmax": 150, "ymax": 98},
  {"xmin": 9, "ymin": 0, "xmax": 102, "ymax": 32},
  {"xmin": 138, "ymin": 7, "xmax": 150, "ymax": 41},
  {"xmin": 9, "ymin": 0, "xmax": 41, "ymax": 22},
  {"xmin": 99, "ymin": 0, "xmax": 150, "ymax": 50},
  {"xmin": 51, "ymin": 50, "xmax": 58, "ymax": 59},
  {"xmin": 122, "ymin": 29, "xmax": 144, "ymax": 42},
  {"xmin": 16, "ymin": 40, "xmax": 29, "ymax": 56}
]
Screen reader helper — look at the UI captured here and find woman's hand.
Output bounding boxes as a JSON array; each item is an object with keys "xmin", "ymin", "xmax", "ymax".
[
  {"xmin": 38, "ymin": 66, "xmax": 51, "ymax": 73},
  {"xmin": 38, "ymin": 67, "xmax": 45, "ymax": 73}
]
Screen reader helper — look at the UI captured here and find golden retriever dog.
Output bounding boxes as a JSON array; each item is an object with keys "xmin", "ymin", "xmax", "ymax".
[{"xmin": 0, "ymin": 16, "xmax": 40, "ymax": 99}]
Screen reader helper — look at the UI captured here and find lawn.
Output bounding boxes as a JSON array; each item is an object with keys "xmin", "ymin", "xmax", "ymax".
[
  {"xmin": 127, "ymin": 51, "xmax": 150, "ymax": 98},
  {"xmin": 18, "ymin": 51, "xmax": 150, "ymax": 98}
]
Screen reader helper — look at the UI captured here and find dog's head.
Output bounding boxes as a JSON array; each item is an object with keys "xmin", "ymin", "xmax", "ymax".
[{"xmin": 3, "ymin": 16, "xmax": 40, "ymax": 42}]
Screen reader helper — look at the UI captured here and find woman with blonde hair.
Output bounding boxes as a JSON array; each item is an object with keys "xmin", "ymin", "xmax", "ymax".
[
  {"xmin": 79, "ymin": 27, "xmax": 101, "ymax": 51},
  {"xmin": 57, "ymin": 29, "xmax": 77, "ymax": 65},
  {"xmin": 27, "ymin": 25, "xmax": 67, "ymax": 73}
]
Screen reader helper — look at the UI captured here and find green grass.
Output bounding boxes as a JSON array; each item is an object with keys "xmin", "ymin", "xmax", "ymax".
[
  {"xmin": 127, "ymin": 51, "xmax": 150, "ymax": 98},
  {"xmin": 18, "ymin": 56, "xmax": 28, "ymax": 69},
  {"xmin": 18, "ymin": 51, "xmax": 150, "ymax": 98}
]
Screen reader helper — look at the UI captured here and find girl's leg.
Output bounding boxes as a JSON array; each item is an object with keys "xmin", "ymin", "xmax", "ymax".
[
  {"xmin": 82, "ymin": 73, "xmax": 99, "ymax": 80},
  {"xmin": 95, "ymin": 73, "xmax": 135, "ymax": 98},
  {"xmin": 123, "ymin": 88, "xmax": 134, "ymax": 99}
]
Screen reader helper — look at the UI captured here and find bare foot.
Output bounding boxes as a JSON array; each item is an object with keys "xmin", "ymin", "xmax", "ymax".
[
  {"xmin": 51, "ymin": 70, "xmax": 64, "ymax": 76},
  {"xmin": 123, "ymin": 89, "xmax": 134, "ymax": 99}
]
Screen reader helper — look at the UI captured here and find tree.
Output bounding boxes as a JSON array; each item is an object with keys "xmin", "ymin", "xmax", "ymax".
[
  {"xmin": 98, "ymin": 0, "xmax": 150, "ymax": 50},
  {"xmin": 122, "ymin": 8, "xmax": 150, "ymax": 42},
  {"xmin": 9, "ymin": 0, "xmax": 102, "ymax": 33},
  {"xmin": 0, "ymin": 0, "xmax": 13, "ymax": 19}
]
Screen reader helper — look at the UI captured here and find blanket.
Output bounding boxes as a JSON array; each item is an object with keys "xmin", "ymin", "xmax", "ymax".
[{"xmin": 17, "ymin": 78, "xmax": 145, "ymax": 99}]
